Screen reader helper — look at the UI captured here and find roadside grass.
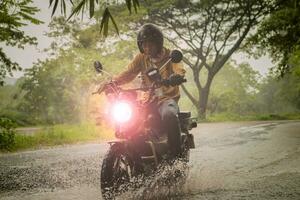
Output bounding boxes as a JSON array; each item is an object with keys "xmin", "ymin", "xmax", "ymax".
[
  {"xmin": 7, "ymin": 123, "xmax": 114, "ymax": 152},
  {"xmin": 2, "ymin": 113, "xmax": 300, "ymax": 152},
  {"xmin": 205, "ymin": 113, "xmax": 300, "ymax": 122}
]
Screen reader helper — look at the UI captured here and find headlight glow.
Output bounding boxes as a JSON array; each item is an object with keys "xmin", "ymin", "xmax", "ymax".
[{"xmin": 112, "ymin": 102, "xmax": 132, "ymax": 123}]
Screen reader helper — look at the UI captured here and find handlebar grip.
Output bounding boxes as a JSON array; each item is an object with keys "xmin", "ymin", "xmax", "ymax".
[{"xmin": 160, "ymin": 79, "xmax": 170, "ymax": 86}]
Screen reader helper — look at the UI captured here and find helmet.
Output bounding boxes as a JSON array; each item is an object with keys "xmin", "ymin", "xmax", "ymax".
[{"xmin": 137, "ymin": 23, "xmax": 164, "ymax": 54}]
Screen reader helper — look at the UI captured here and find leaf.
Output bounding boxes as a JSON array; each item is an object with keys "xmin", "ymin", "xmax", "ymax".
[
  {"xmin": 67, "ymin": 0, "xmax": 85, "ymax": 21},
  {"xmin": 100, "ymin": 8, "xmax": 110, "ymax": 37},
  {"xmin": 133, "ymin": 0, "xmax": 140, "ymax": 13},
  {"xmin": 49, "ymin": 0, "xmax": 53, "ymax": 7},
  {"xmin": 104, "ymin": 15, "xmax": 109, "ymax": 36},
  {"xmin": 60, "ymin": 0, "xmax": 63, "ymax": 15},
  {"xmin": 19, "ymin": 12, "xmax": 43, "ymax": 25},
  {"xmin": 62, "ymin": 0, "xmax": 66, "ymax": 16},
  {"xmin": 108, "ymin": 9, "xmax": 119, "ymax": 35},
  {"xmin": 99, "ymin": 8, "xmax": 120, "ymax": 37},
  {"xmin": 81, "ymin": 0, "xmax": 86, "ymax": 20},
  {"xmin": 89, "ymin": 0, "xmax": 94, "ymax": 18},
  {"xmin": 99, "ymin": 9, "xmax": 105, "ymax": 33},
  {"xmin": 125, "ymin": 0, "xmax": 132, "ymax": 14},
  {"xmin": 51, "ymin": 0, "xmax": 59, "ymax": 17}
]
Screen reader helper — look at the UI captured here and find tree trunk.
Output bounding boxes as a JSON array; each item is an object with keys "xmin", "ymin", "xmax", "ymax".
[
  {"xmin": 197, "ymin": 73, "xmax": 214, "ymax": 120},
  {"xmin": 197, "ymin": 88, "xmax": 208, "ymax": 120}
]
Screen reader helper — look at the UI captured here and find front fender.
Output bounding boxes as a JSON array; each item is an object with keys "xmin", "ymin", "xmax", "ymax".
[{"xmin": 107, "ymin": 139, "xmax": 127, "ymax": 146}]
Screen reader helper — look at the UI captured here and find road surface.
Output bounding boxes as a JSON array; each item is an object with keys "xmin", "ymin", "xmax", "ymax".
[{"xmin": 1, "ymin": 121, "xmax": 300, "ymax": 199}]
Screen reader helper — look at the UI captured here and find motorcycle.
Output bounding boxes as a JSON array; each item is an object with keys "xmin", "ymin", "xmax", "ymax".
[{"xmin": 93, "ymin": 50, "xmax": 197, "ymax": 198}]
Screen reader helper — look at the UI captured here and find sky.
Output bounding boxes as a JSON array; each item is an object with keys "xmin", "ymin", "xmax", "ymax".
[
  {"xmin": 1, "ymin": 1, "xmax": 54, "ymax": 78},
  {"xmin": 1, "ymin": 1, "xmax": 274, "ymax": 78}
]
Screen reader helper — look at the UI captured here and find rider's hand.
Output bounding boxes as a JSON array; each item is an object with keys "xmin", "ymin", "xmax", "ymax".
[
  {"xmin": 95, "ymin": 80, "xmax": 118, "ymax": 94},
  {"xmin": 168, "ymin": 74, "xmax": 186, "ymax": 86}
]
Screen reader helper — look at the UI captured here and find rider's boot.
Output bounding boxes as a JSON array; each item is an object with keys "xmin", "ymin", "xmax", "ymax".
[{"xmin": 166, "ymin": 115, "xmax": 182, "ymax": 158}]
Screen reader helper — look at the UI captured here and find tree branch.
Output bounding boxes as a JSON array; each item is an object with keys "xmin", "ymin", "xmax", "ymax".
[
  {"xmin": 181, "ymin": 84, "xmax": 198, "ymax": 106},
  {"xmin": 213, "ymin": 19, "xmax": 254, "ymax": 75},
  {"xmin": 155, "ymin": 13, "xmax": 198, "ymax": 51}
]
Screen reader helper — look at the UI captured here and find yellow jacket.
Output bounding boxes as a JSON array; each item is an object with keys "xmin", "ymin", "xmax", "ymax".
[{"xmin": 114, "ymin": 48, "xmax": 186, "ymax": 103}]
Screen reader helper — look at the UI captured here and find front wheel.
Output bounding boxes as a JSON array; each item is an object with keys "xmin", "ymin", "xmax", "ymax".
[{"xmin": 100, "ymin": 144, "xmax": 137, "ymax": 199}]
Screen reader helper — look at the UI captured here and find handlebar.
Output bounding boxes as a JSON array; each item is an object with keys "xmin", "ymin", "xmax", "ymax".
[{"xmin": 92, "ymin": 77, "xmax": 187, "ymax": 95}]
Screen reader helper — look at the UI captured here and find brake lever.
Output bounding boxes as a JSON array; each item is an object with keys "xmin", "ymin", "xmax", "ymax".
[{"xmin": 92, "ymin": 82, "xmax": 107, "ymax": 95}]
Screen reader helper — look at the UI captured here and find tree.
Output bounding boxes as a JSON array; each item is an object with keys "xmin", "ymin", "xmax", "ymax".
[
  {"xmin": 246, "ymin": 0, "xmax": 300, "ymax": 76},
  {"xmin": 0, "ymin": 0, "xmax": 141, "ymax": 86},
  {"xmin": 0, "ymin": 0, "xmax": 42, "ymax": 85},
  {"xmin": 145, "ymin": 0, "xmax": 276, "ymax": 119},
  {"xmin": 18, "ymin": 14, "xmax": 139, "ymax": 124},
  {"xmin": 256, "ymin": 70, "xmax": 300, "ymax": 114},
  {"xmin": 208, "ymin": 62, "xmax": 261, "ymax": 115},
  {"xmin": 19, "ymin": 49, "xmax": 96, "ymax": 124},
  {"xmin": 49, "ymin": 0, "xmax": 142, "ymax": 37}
]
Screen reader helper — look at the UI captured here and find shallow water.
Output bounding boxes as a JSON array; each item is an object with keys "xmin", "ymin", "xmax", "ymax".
[{"xmin": 1, "ymin": 121, "xmax": 300, "ymax": 200}]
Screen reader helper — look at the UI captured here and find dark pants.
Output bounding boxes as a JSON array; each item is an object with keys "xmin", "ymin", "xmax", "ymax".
[{"xmin": 158, "ymin": 99, "xmax": 181, "ymax": 156}]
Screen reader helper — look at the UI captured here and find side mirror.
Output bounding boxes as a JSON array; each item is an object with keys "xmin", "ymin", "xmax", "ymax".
[
  {"xmin": 94, "ymin": 61, "xmax": 103, "ymax": 73},
  {"xmin": 170, "ymin": 50, "xmax": 183, "ymax": 63}
]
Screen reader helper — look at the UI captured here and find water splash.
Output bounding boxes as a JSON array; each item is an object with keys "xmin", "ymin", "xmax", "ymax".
[{"xmin": 102, "ymin": 158, "xmax": 189, "ymax": 200}]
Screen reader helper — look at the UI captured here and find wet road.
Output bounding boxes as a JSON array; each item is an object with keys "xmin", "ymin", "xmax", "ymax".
[{"xmin": 1, "ymin": 121, "xmax": 300, "ymax": 199}]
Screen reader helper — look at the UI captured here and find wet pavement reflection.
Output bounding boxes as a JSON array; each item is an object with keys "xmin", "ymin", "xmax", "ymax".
[{"xmin": 1, "ymin": 121, "xmax": 300, "ymax": 200}]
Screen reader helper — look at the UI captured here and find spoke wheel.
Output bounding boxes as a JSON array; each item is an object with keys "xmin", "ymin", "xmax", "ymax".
[{"xmin": 101, "ymin": 144, "xmax": 136, "ymax": 199}]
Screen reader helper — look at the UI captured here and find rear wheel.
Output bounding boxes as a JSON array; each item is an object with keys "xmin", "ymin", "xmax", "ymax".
[{"xmin": 100, "ymin": 144, "xmax": 137, "ymax": 199}]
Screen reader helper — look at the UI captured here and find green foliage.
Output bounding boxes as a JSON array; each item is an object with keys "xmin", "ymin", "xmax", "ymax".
[
  {"xmin": 146, "ymin": 0, "xmax": 276, "ymax": 119},
  {"xmin": 0, "ymin": 78, "xmax": 33, "ymax": 125},
  {"xmin": 0, "ymin": 0, "xmax": 43, "ymax": 85},
  {"xmin": 1, "ymin": 0, "xmax": 299, "ymax": 130},
  {"xmin": 257, "ymin": 69, "xmax": 300, "ymax": 113},
  {"xmin": 246, "ymin": 0, "xmax": 300, "ymax": 76},
  {"xmin": 206, "ymin": 113, "xmax": 300, "ymax": 122},
  {"xmin": 1, "ymin": 3, "xmax": 143, "ymax": 126},
  {"xmin": 206, "ymin": 113, "xmax": 253, "ymax": 122},
  {"xmin": 179, "ymin": 58, "xmax": 300, "ymax": 121},
  {"xmin": 207, "ymin": 62, "xmax": 262, "ymax": 115},
  {"xmin": 0, "ymin": 117, "xmax": 16, "ymax": 151},
  {"xmin": 49, "ymin": 0, "xmax": 141, "ymax": 37},
  {"xmin": 19, "ymin": 49, "xmax": 96, "ymax": 124},
  {"xmin": 10, "ymin": 123, "xmax": 114, "ymax": 151},
  {"xmin": 99, "ymin": 8, "xmax": 119, "ymax": 36},
  {"xmin": 17, "ymin": 13, "xmax": 138, "ymax": 125}
]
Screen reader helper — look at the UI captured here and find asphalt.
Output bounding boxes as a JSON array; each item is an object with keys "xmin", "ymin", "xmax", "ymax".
[{"xmin": 1, "ymin": 120, "xmax": 300, "ymax": 199}]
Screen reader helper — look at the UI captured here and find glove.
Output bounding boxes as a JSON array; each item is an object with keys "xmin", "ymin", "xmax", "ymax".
[{"xmin": 168, "ymin": 74, "xmax": 186, "ymax": 86}]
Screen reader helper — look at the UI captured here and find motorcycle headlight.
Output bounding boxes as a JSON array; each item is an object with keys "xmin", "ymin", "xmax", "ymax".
[{"xmin": 112, "ymin": 102, "xmax": 132, "ymax": 123}]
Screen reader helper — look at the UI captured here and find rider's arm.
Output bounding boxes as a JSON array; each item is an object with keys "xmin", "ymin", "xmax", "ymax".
[
  {"xmin": 113, "ymin": 54, "xmax": 143, "ymax": 85},
  {"xmin": 172, "ymin": 62, "xmax": 186, "ymax": 76}
]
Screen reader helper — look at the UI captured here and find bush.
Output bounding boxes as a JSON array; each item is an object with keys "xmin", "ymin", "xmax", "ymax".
[
  {"xmin": 0, "ymin": 117, "xmax": 16, "ymax": 151},
  {"xmin": 10, "ymin": 123, "xmax": 114, "ymax": 151}
]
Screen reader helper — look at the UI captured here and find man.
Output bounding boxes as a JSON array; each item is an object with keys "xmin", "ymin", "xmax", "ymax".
[{"xmin": 113, "ymin": 23, "xmax": 186, "ymax": 156}]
